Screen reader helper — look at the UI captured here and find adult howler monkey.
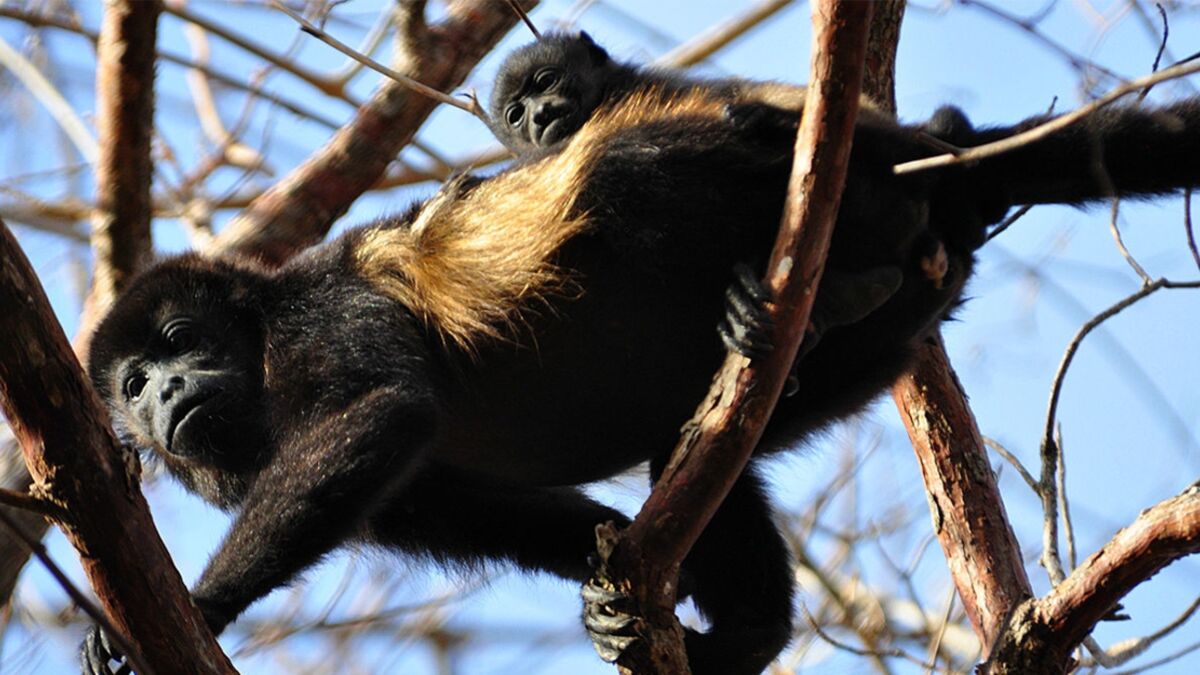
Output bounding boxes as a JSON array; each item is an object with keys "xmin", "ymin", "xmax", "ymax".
[{"xmin": 82, "ymin": 84, "xmax": 1200, "ymax": 674}]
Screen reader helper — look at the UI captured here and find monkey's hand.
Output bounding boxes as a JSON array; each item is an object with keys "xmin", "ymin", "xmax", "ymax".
[
  {"xmin": 719, "ymin": 262, "xmax": 903, "ymax": 395},
  {"xmin": 582, "ymin": 577, "xmax": 641, "ymax": 663},
  {"xmin": 79, "ymin": 598, "xmax": 228, "ymax": 675},
  {"xmin": 80, "ymin": 625, "xmax": 129, "ymax": 675}
]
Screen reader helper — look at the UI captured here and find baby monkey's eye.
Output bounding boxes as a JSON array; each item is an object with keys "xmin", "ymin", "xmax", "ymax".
[
  {"xmin": 506, "ymin": 103, "xmax": 525, "ymax": 127},
  {"xmin": 533, "ymin": 68, "xmax": 559, "ymax": 91}
]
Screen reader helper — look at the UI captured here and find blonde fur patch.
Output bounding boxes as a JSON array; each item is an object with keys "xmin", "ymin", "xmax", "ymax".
[{"xmin": 353, "ymin": 88, "xmax": 731, "ymax": 350}]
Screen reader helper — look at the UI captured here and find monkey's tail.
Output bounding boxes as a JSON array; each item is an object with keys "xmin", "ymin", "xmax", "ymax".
[{"xmin": 957, "ymin": 98, "xmax": 1200, "ymax": 206}]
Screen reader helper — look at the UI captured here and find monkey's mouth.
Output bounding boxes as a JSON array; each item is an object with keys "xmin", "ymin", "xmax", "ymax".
[
  {"xmin": 536, "ymin": 114, "xmax": 579, "ymax": 147},
  {"xmin": 166, "ymin": 392, "xmax": 222, "ymax": 456}
]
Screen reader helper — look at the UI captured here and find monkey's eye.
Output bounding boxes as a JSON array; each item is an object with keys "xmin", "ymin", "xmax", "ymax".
[
  {"xmin": 163, "ymin": 318, "xmax": 198, "ymax": 354},
  {"xmin": 506, "ymin": 103, "xmax": 525, "ymax": 127},
  {"xmin": 533, "ymin": 68, "xmax": 559, "ymax": 92},
  {"xmin": 124, "ymin": 373, "xmax": 148, "ymax": 401}
]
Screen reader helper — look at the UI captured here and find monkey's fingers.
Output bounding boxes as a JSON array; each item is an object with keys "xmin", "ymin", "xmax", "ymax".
[
  {"xmin": 80, "ymin": 626, "xmax": 131, "ymax": 675},
  {"xmin": 718, "ymin": 263, "xmax": 775, "ymax": 358},
  {"xmin": 582, "ymin": 578, "xmax": 641, "ymax": 663}
]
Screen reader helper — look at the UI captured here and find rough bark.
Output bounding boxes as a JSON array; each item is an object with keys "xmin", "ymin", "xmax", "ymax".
[{"xmin": 892, "ymin": 336, "xmax": 1033, "ymax": 651}]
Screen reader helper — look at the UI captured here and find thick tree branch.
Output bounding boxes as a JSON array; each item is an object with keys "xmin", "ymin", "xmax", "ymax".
[
  {"xmin": 0, "ymin": 0, "xmax": 163, "ymax": 614},
  {"xmin": 598, "ymin": 2, "xmax": 874, "ymax": 672},
  {"xmin": 0, "ymin": 217, "xmax": 235, "ymax": 673},
  {"xmin": 892, "ymin": 336, "xmax": 1034, "ymax": 652}
]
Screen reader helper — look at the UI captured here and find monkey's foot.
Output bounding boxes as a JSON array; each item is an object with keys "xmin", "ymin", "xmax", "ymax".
[{"xmin": 582, "ymin": 578, "xmax": 640, "ymax": 662}]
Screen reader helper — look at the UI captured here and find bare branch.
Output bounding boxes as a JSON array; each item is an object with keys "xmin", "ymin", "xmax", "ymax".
[
  {"xmin": 270, "ymin": 1, "xmax": 485, "ymax": 118},
  {"xmin": 0, "ymin": 34, "xmax": 97, "ymax": 163},
  {"xmin": 893, "ymin": 335, "xmax": 1034, "ymax": 654},
  {"xmin": 987, "ymin": 484, "xmax": 1200, "ymax": 673},
  {"xmin": 0, "ymin": 507, "xmax": 144, "ymax": 673}
]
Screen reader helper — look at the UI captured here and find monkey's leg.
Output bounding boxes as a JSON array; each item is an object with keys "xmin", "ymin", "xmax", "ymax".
[
  {"xmin": 584, "ymin": 460, "xmax": 794, "ymax": 675},
  {"xmin": 366, "ymin": 469, "xmax": 629, "ymax": 583}
]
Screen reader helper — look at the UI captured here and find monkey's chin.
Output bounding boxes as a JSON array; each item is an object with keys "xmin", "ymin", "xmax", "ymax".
[{"xmin": 166, "ymin": 397, "xmax": 222, "ymax": 459}]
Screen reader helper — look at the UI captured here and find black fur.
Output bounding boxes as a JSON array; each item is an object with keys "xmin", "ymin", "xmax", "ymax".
[{"xmin": 81, "ymin": 78, "xmax": 1200, "ymax": 674}]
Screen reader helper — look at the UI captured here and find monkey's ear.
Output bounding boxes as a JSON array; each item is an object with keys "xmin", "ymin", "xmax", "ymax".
[{"xmin": 578, "ymin": 31, "xmax": 610, "ymax": 66}]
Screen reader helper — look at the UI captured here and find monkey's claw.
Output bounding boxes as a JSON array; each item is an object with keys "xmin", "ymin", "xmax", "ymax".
[{"xmin": 582, "ymin": 578, "xmax": 641, "ymax": 663}]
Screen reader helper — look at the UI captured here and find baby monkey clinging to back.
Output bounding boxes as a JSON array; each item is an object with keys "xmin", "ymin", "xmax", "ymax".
[{"xmin": 489, "ymin": 31, "xmax": 823, "ymax": 154}]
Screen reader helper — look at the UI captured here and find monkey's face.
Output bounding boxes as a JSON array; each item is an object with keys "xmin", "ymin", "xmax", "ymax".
[
  {"xmin": 89, "ymin": 257, "xmax": 269, "ymax": 481},
  {"xmin": 491, "ymin": 33, "xmax": 614, "ymax": 151}
]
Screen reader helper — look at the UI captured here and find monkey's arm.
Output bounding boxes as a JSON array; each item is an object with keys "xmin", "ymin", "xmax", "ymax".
[
  {"xmin": 82, "ymin": 386, "xmax": 436, "ymax": 674},
  {"xmin": 190, "ymin": 385, "xmax": 437, "ymax": 632}
]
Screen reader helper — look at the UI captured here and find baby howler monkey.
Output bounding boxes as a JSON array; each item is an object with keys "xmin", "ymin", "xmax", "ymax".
[
  {"xmin": 488, "ymin": 31, "xmax": 827, "ymax": 154},
  {"xmin": 81, "ymin": 79, "xmax": 1200, "ymax": 675}
]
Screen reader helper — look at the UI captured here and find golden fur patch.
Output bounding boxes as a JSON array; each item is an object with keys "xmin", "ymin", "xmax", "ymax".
[{"xmin": 352, "ymin": 89, "xmax": 736, "ymax": 350}]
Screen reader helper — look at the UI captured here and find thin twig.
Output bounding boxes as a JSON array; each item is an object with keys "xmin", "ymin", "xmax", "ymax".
[
  {"xmin": 655, "ymin": 0, "xmax": 794, "ymax": 68},
  {"xmin": 800, "ymin": 604, "xmax": 944, "ymax": 672},
  {"xmin": 1087, "ymin": 594, "xmax": 1200, "ymax": 668},
  {"xmin": 985, "ymin": 204, "xmax": 1034, "ymax": 242},
  {"xmin": 1107, "ymin": 198, "xmax": 1152, "ymax": 284},
  {"xmin": 332, "ymin": 5, "xmax": 398, "ymax": 83},
  {"xmin": 1037, "ymin": 276, "xmax": 1200, "ymax": 585},
  {"xmin": 1110, "ymin": 639, "xmax": 1200, "ymax": 675},
  {"xmin": 1186, "ymin": 189, "xmax": 1200, "ymax": 273},
  {"xmin": 894, "ymin": 58, "xmax": 1200, "ymax": 175},
  {"xmin": 270, "ymin": 1, "xmax": 486, "ymax": 120},
  {"xmin": 1134, "ymin": 3, "xmax": 1168, "ymax": 102},
  {"xmin": 164, "ymin": 0, "xmax": 343, "ymax": 98},
  {"xmin": 1040, "ymin": 277, "xmax": 1200, "ymax": 468},
  {"xmin": 504, "ymin": 0, "xmax": 541, "ymax": 39},
  {"xmin": 1054, "ymin": 425, "xmax": 1077, "ymax": 572},
  {"xmin": 981, "ymin": 437, "xmax": 1038, "ymax": 492}
]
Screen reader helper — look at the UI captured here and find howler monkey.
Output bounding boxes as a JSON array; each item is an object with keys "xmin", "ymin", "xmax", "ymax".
[
  {"xmin": 489, "ymin": 31, "xmax": 826, "ymax": 154},
  {"xmin": 82, "ymin": 84, "xmax": 1200, "ymax": 674}
]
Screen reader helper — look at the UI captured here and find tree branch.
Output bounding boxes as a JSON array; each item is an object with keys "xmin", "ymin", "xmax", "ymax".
[
  {"xmin": 986, "ymin": 485, "xmax": 1200, "ymax": 673},
  {"xmin": 0, "ymin": 217, "xmax": 236, "ymax": 674},
  {"xmin": 597, "ymin": 2, "xmax": 875, "ymax": 672}
]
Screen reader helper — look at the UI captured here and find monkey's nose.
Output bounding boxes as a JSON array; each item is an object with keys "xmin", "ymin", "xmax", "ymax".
[
  {"xmin": 533, "ymin": 100, "xmax": 569, "ymax": 124},
  {"xmin": 159, "ymin": 375, "xmax": 185, "ymax": 402}
]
